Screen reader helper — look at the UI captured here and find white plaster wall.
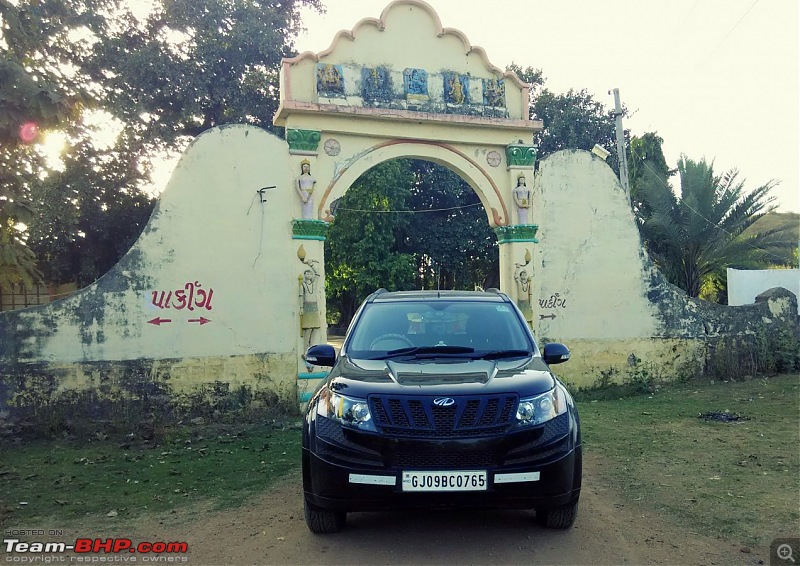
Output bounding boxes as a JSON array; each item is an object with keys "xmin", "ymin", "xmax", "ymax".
[
  {"xmin": 727, "ymin": 268, "xmax": 800, "ymax": 314},
  {"xmin": 14, "ymin": 125, "xmax": 299, "ymax": 363},
  {"xmin": 533, "ymin": 150, "xmax": 661, "ymax": 340}
]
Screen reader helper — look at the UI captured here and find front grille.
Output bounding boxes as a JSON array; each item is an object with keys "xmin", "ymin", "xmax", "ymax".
[
  {"xmin": 369, "ymin": 393, "xmax": 518, "ymax": 438},
  {"xmin": 394, "ymin": 450, "xmax": 493, "ymax": 468}
]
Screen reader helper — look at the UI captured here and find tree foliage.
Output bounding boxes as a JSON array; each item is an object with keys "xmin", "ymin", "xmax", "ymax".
[
  {"xmin": 24, "ymin": 140, "xmax": 155, "ymax": 285},
  {"xmin": 1, "ymin": 0, "xmax": 320, "ymax": 288},
  {"xmin": 87, "ymin": 0, "xmax": 319, "ymax": 150},
  {"xmin": 531, "ymin": 88, "xmax": 623, "ymax": 174},
  {"xmin": 627, "ymin": 132, "xmax": 674, "ymax": 218},
  {"xmin": 509, "ymin": 63, "xmax": 624, "ymax": 173},
  {"xmin": 636, "ymin": 155, "xmax": 796, "ymax": 299},
  {"xmin": 324, "ymin": 160, "xmax": 417, "ymax": 325},
  {"xmin": 0, "ymin": 0, "xmax": 92, "ymax": 287},
  {"xmin": 401, "ymin": 160, "xmax": 498, "ymax": 291}
]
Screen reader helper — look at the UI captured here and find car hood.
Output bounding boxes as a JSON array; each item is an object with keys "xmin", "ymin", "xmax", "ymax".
[{"xmin": 326, "ymin": 355, "xmax": 556, "ymax": 398}]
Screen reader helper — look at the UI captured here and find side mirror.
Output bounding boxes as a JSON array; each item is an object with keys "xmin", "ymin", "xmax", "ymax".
[
  {"xmin": 543, "ymin": 343, "xmax": 571, "ymax": 365},
  {"xmin": 304, "ymin": 344, "xmax": 336, "ymax": 367}
]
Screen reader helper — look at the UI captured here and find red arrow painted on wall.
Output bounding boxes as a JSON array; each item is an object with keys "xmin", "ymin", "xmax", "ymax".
[
  {"xmin": 148, "ymin": 317, "xmax": 172, "ymax": 325},
  {"xmin": 188, "ymin": 317, "xmax": 211, "ymax": 325}
]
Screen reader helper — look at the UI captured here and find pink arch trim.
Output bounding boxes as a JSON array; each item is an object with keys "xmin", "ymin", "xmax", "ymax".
[{"xmin": 318, "ymin": 139, "xmax": 509, "ymax": 226}]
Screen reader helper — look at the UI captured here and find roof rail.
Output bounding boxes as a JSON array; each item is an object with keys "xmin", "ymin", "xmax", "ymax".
[
  {"xmin": 365, "ymin": 288, "xmax": 389, "ymax": 302},
  {"xmin": 485, "ymin": 288, "xmax": 501, "ymax": 294}
]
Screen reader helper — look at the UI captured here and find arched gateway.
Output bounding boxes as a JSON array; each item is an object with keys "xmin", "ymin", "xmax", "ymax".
[{"xmin": 276, "ymin": 1, "xmax": 545, "ymax": 399}]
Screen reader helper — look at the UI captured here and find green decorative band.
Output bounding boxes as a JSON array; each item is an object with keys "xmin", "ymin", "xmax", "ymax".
[
  {"xmin": 298, "ymin": 372, "xmax": 329, "ymax": 380},
  {"xmin": 287, "ymin": 129, "xmax": 321, "ymax": 153},
  {"xmin": 494, "ymin": 224, "xmax": 539, "ymax": 244},
  {"xmin": 292, "ymin": 219, "xmax": 329, "ymax": 240},
  {"xmin": 299, "ymin": 391, "xmax": 313, "ymax": 403},
  {"xmin": 505, "ymin": 144, "xmax": 537, "ymax": 167}
]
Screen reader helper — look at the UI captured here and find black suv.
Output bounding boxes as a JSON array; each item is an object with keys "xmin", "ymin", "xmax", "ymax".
[{"xmin": 302, "ymin": 289, "xmax": 581, "ymax": 533}]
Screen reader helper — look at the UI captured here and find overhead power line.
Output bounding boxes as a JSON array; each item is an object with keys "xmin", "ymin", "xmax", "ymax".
[
  {"xmin": 335, "ymin": 202, "xmax": 484, "ymax": 214},
  {"xmin": 699, "ymin": 0, "xmax": 761, "ymax": 67}
]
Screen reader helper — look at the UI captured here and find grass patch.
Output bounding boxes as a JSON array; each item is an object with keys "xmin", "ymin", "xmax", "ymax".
[
  {"xmin": 580, "ymin": 373, "xmax": 800, "ymax": 546},
  {"xmin": 0, "ymin": 422, "xmax": 301, "ymax": 527}
]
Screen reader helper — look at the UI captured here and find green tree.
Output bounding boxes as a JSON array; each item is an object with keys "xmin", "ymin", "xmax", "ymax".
[
  {"xmin": 0, "ymin": 0, "xmax": 91, "ymax": 288},
  {"xmin": 325, "ymin": 160, "xmax": 417, "ymax": 325},
  {"xmin": 24, "ymin": 140, "xmax": 155, "ymax": 286},
  {"xmin": 87, "ymin": 0, "xmax": 320, "ymax": 150},
  {"xmin": 531, "ymin": 88, "xmax": 623, "ymax": 173},
  {"xmin": 509, "ymin": 64, "xmax": 625, "ymax": 174},
  {"xmin": 627, "ymin": 132, "xmax": 675, "ymax": 218},
  {"xmin": 636, "ymin": 155, "xmax": 796, "ymax": 298},
  {"xmin": 401, "ymin": 160, "xmax": 498, "ymax": 290},
  {"xmin": 1, "ymin": 0, "xmax": 320, "ymax": 288}
]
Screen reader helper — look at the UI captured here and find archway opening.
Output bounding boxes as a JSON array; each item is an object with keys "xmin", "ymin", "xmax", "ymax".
[{"xmin": 324, "ymin": 158, "xmax": 499, "ymax": 327}]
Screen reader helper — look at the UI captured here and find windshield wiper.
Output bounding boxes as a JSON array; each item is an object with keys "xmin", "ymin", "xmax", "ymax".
[
  {"xmin": 472, "ymin": 350, "xmax": 532, "ymax": 360},
  {"xmin": 371, "ymin": 345, "xmax": 475, "ymax": 359}
]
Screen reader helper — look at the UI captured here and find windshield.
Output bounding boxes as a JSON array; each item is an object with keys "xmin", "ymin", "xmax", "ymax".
[{"xmin": 345, "ymin": 300, "xmax": 535, "ymax": 359}]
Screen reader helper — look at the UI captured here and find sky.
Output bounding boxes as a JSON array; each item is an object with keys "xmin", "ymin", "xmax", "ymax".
[{"xmin": 294, "ymin": 0, "xmax": 799, "ymax": 214}]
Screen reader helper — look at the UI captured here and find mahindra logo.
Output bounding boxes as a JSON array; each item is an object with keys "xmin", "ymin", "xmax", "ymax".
[{"xmin": 433, "ymin": 397, "xmax": 455, "ymax": 407}]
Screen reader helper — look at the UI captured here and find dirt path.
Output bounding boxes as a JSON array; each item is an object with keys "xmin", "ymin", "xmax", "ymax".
[{"xmin": 128, "ymin": 453, "xmax": 757, "ymax": 566}]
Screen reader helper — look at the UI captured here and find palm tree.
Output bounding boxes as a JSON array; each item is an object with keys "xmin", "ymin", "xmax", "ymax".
[{"xmin": 636, "ymin": 155, "xmax": 796, "ymax": 299}]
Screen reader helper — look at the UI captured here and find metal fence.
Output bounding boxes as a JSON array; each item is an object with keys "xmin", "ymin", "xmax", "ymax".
[{"xmin": 0, "ymin": 283, "xmax": 77, "ymax": 312}]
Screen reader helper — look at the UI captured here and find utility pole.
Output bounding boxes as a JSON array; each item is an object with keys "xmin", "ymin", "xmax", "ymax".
[{"xmin": 611, "ymin": 88, "xmax": 631, "ymax": 198}]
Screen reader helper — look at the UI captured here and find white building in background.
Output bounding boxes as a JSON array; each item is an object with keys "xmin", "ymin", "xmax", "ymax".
[{"xmin": 727, "ymin": 268, "xmax": 800, "ymax": 314}]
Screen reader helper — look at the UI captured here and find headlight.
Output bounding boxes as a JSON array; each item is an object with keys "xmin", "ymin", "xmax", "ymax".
[
  {"xmin": 516, "ymin": 386, "xmax": 567, "ymax": 426},
  {"xmin": 317, "ymin": 388, "xmax": 376, "ymax": 432}
]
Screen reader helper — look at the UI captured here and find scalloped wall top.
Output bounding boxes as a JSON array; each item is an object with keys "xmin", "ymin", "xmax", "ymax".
[{"xmin": 284, "ymin": 0, "xmax": 527, "ymax": 89}]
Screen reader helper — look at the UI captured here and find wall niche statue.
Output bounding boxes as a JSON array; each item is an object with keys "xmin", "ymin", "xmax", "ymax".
[
  {"xmin": 296, "ymin": 159, "xmax": 317, "ymax": 220},
  {"xmin": 297, "ymin": 245, "xmax": 321, "ymax": 349},
  {"xmin": 512, "ymin": 173, "xmax": 531, "ymax": 224},
  {"xmin": 514, "ymin": 249, "xmax": 533, "ymax": 323}
]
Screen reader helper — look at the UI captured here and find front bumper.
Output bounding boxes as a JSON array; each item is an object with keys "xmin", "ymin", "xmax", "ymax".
[{"xmin": 303, "ymin": 413, "xmax": 582, "ymax": 512}]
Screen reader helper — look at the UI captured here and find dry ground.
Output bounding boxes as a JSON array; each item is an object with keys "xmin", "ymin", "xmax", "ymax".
[{"xmin": 119, "ymin": 452, "xmax": 759, "ymax": 566}]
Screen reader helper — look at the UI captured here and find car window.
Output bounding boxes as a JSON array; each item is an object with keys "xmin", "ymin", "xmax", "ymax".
[{"xmin": 346, "ymin": 300, "xmax": 533, "ymax": 356}]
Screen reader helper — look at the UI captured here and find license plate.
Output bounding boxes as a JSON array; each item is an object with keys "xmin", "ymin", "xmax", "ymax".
[{"xmin": 401, "ymin": 470, "xmax": 487, "ymax": 492}]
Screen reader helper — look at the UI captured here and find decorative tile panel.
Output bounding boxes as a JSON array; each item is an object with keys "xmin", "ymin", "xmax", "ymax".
[
  {"xmin": 403, "ymin": 68, "xmax": 429, "ymax": 102},
  {"xmin": 443, "ymin": 72, "xmax": 469, "ymax": 105},
  {"xmin": 361, "ymin": 66, "xmax": 393, "ymax": 102},
  {"xmin": 316, "ymin": 64, "xmax": 345, "ymax": 96}
]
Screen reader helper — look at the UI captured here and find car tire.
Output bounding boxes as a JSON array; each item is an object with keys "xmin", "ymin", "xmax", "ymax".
[
  {"xmin": 304, "ymin": 497, "xmax": 346, "ymax": 534},
  {"xmin": 537, "ymin": 502, "xmax": 578, "ymax": 529}
]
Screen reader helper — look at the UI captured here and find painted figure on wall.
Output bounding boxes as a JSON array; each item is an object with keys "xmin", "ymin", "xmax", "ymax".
[
  {"xmin": 514, "ymin": 250, "xmax": 533, "ymax": 324},
  {"xmin": 448, "ymin": 75, "xmax": 465, "ymax": 104},
  {"xmin": 483, "ymin": 78, "xmax": 505, "ymax": 108},
  {"xmin": 404, "ymin": 68, "xmax": 428, "ymax": 100},
  {"xmin": 316, "ymin": 63, "xmax": 344, "ymax": 95},
  {"xmin": 296, "ymin": 159, "xmax": 316, "ymax": 219},
  {"xmin": 361, "ymin": 66, "xmax": 392, "ymax": 102},
  {"xmin": 512, "ymin": 173, "xmax": 531, "ymax": 224}
]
